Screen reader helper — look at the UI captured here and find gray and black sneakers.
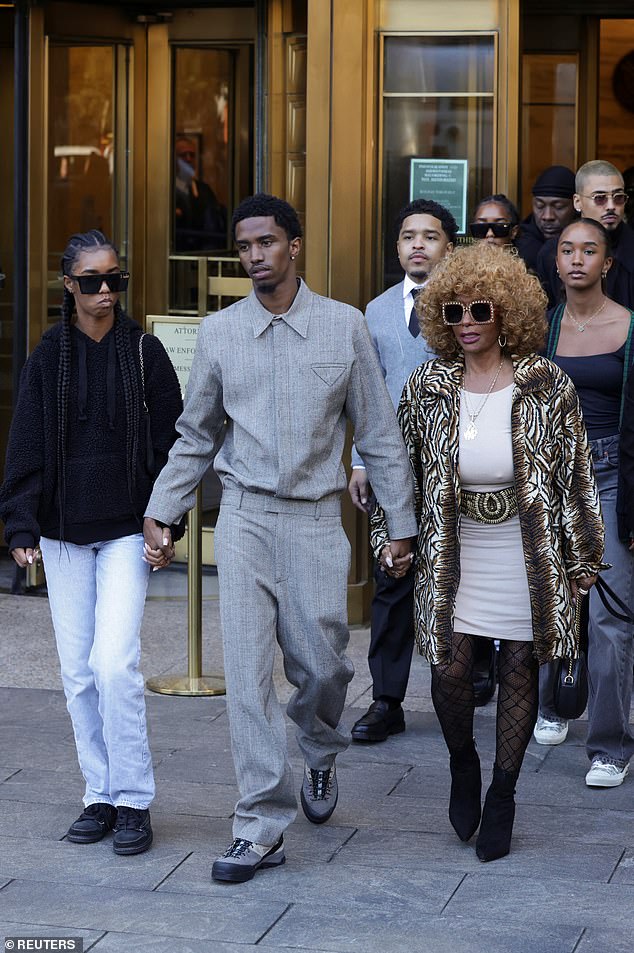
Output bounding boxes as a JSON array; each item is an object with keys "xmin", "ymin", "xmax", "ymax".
[
  {"xmin": 300, "ymin": 763, "xmax": 338, "ymax": 824},
  {"xmin": 212, "ymin": 837, "xmax": 285, "ymax": 883}
]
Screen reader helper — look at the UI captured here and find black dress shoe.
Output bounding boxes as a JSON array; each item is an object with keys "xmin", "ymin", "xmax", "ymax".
[
  {"xmin": 67, "ymin": 802, "xmax": 117, "ymax": 844},
  {"xmin": 351, "ymin": 700, "xmax": 405, "ymax": 743}
]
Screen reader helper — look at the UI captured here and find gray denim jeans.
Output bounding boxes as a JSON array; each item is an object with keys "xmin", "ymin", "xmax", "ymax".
[{"xmin": 539, "ymin": 434, "xmax": 634, "ymax": 767}]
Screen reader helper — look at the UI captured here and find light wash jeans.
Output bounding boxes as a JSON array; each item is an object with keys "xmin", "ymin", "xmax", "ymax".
[
  {"xmin": 40, "ymin": 533, "xmax": 154, "ymax": 808},
  {"xmin": 539, "ymin": 434, "xmax": 634, "ymax": 768}
]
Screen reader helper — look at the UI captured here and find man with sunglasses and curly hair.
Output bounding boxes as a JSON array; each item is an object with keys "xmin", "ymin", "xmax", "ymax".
[{"xmin": 537, "ymin": 160, "xmax": 634, "ymax": 309}]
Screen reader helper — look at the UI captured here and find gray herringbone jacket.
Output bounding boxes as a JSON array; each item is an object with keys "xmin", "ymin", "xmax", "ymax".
[{"xmin": 147, "ymin": 280, "xmax": 418, "ymax": 542}]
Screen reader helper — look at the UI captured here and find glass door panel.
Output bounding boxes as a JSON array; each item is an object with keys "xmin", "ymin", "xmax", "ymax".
[
  {"xmin": 520, "ymin": 53, "xmax": 578, "ymax": 215},
  {"xmin": 169, "ymin": 43, "xmax": 253, "ymax": 315},
  {"xmin": 46, "ymin": 43, "xmax": 130, "ymax": 327},
  {"xmin": 381, "ymin": 33, "xmax": 496, "ymax": 288}
]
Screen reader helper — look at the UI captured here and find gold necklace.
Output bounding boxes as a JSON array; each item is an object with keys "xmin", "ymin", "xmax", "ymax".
[
  {"xmin": 565, "ymin": 297, "xmax": 607, "ymax": 333},
  {"xmin": 461, "ymin": 358, "xmax": 505, "ymax": 441}
]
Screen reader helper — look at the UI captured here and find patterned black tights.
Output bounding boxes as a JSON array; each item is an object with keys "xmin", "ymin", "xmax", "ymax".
[{"xmin": 431, "ymin": 633, "xmax": 539, "ymax": 774}]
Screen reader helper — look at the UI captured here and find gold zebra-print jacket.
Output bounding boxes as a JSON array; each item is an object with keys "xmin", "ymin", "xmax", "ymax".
[{"xmin": 370, "ymin": 353, "xmax": 606, "ymax": 665}]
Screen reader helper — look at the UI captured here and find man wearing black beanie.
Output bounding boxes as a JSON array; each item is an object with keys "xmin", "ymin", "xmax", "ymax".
[{"xmin": 515, "ymin": 165, "xmax": 576, "ymax": 270}]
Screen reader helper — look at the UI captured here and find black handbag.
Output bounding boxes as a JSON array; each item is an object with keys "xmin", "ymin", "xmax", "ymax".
[
  {"xmin": 553, "ymin": 589, "xmax": 589, "ymax": 720},
  {"xmin": 553, "ymin": 577, "xmax": 634, "ymax": 720}
]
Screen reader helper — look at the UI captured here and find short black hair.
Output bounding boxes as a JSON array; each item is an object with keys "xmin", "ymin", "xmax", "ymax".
[
  {"xmin": 394, "ymin": 199, "xmax": 458, "ymax": 245},
  {"xmin": 232, "ymin": 192, "xmax": 303, "ymax": 241},
  {"xmin": 473, "ymin": 194, "xmax": 520, "ymax": 226}
]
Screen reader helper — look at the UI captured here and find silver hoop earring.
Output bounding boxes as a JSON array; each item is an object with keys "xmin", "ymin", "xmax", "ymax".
[
  {"xmin": 601, "ymin": 271, "xmax": 607, "ymax": 279},
  {"xmin": 498, "ymin": 334, "xmax": 507, "ymax": 349}
]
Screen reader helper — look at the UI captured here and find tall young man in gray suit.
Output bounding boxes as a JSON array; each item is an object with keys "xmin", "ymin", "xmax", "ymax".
[
  {"xmin": 349, "ymin": 199, "xmax": 457, "ymax": 742},
  {"xmin": 144, "ymin": 194, "xmax": 417, "ymax": 883}
]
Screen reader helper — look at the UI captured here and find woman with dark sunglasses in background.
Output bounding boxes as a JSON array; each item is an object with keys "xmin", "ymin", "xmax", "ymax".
[
  {"xmin": 0, "ymin": 230, "xmax": 183, "ymax": 854},
  {"xmin": 470, "ymin": 194, "xmax": 521, "ymax": 250},
  {"xmin": 371, "ymin": 242, "xmax": 604, "ymax": 861},
  {"xmin": 537, "ymin": 217, "xmax": 634, "ymax": 788}
]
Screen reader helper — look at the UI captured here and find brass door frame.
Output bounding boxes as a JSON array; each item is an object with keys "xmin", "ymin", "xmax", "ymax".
[{"xmin": 145, "ymin": 10, "xmax": 256, "ymax": 318}]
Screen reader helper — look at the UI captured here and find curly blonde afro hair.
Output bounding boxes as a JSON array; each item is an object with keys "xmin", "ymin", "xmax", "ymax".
[{"xmin": 416, "ymin": 243, "xmax": 548, "ymax": 360}]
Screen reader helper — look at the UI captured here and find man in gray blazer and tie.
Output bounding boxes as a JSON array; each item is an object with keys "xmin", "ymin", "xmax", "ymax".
[
  {"xmin": 349, "ymin": 199, "xmax": 457, "ymax": 742},
  {"xmin": 144, "ymin": 193, "xmax": 418, "ymax": 883}
]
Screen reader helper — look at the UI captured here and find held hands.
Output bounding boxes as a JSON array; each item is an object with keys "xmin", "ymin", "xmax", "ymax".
[
  {"xmin": 143, "ymin": 517, "xmax": 175, "ymax": 571},
  {"xmin": 379, "ymin": 538, "xmax": 415, "ymax": 579}
]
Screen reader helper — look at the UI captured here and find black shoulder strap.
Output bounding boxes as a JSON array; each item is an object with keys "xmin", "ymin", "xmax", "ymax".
[{"xmin": 595, "ymin": 575, "xmax": 634, "ymax": 625}]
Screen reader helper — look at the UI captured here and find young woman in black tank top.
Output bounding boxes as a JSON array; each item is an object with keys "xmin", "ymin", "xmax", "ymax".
[{"xmin": 539, "ymin": 218, "xmax": 634, "ymax": 788}]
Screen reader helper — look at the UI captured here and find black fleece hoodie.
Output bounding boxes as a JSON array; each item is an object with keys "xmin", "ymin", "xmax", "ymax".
[{"xmin": 0, "ymin": 315, "xmax": 183, "ymax": 550}]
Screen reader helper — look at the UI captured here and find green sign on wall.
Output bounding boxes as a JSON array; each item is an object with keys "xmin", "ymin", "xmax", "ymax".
[{"xmin": 410, "ymin": 159, "xmax": 468, "ymax": 235}]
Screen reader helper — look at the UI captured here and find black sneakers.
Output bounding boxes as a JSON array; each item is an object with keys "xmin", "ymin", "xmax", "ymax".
[
  {"xmin": 212, "ymin": 837, "xmax": 286, "ymax": 883},
  {"xmin": 112, "ymin": 807, "xmax": 153, "ymax": 855},
  {"xmin": 67, "ymin": 802, "xmax": 117, "ymax": 843}
]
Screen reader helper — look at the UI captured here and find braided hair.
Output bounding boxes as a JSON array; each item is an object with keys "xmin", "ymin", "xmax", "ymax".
[{"xmin": 58, "ymin": 230, "xmax": 141, "ymax": 538}]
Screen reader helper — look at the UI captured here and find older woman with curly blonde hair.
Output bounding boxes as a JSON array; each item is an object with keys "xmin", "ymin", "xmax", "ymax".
[{"xmin": 371, "ymin": 242, "xmax": 605, "ymax": 862}]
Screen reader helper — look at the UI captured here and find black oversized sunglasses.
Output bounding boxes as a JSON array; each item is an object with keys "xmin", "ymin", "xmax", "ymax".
[
  {"xmin": 442, "ymin": 300, "xmax": 495, "ymax": 325},
  {"xmin": 69, "ymin": 272, "xmax": 130, "ymax": 294},
  {"xmin": 469, "ymin": 222, "xmax": 512, "ymax": 239}
]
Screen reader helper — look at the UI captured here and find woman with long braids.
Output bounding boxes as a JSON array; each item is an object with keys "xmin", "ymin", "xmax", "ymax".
[
  {"xmin": 371, "ymin": 243, "xmax": 604, "ymax": 861},
  {"xmin": 0, "ymin": 230, "xmax": 183, "ymax": 854}
]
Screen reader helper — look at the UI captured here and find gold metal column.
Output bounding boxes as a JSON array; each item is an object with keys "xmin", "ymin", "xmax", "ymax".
[{"xmin": 146, "ymin": 485, "xmax": 226, "ymax": 696}]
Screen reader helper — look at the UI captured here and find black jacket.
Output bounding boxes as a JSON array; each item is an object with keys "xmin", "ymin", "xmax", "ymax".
[
  {"xmin": 515, "ymin": 214, "xmax": 545, "ymax": 272},
  {"xmin": 0, "ymin": 316, "xmax": 183, "ymax": 550},
  {"xmin": 537, "ymin": 223, "xmax": 634, "ymax": 310}
]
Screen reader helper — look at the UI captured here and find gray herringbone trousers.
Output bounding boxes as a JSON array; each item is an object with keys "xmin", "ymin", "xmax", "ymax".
[{"xmin": 215, "ymin": 490, "xmax": 354, "ymax": 845}]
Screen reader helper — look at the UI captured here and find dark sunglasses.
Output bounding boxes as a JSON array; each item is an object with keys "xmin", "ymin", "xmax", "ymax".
[
  {"xmin": 69, "ymin": 272, "xmax": 130, "ymax": 294},
  {"xmin": 469, "ymin": 222, "xmax": 513, "ymax": 239},
  {"xmin": 442, "ymin": 300, "xmax": 495, "ymax": 325},
  {"xmin": 580, "ymin": 191, "xmax": 627, "ymax": 208}
]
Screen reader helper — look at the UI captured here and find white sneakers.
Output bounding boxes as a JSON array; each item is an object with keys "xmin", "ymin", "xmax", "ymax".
[
  {"xmin": 533, "ymin": 715, "xmax": 569, "ymax": 746},
  {"xmin": 585, "ymin": 760, "xmax": 630, "ymax": 788},
  {"xmin": 533, "ymin": 717, "xmax": 630, "ymax": 788}
]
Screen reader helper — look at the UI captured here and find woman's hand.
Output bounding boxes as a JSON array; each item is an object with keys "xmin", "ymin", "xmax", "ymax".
[
  {"xmin": 570, "ymin": 574, "xmax": 597, "ymax": 601},
  {"xmin": 10, "ymin": 547, "xmax": 41, "ymax": 569}
]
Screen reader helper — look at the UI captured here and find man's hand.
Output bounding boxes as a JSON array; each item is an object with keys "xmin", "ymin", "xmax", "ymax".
[
  {"xmin": 143, "ymin": 517, "xmax": 174, "ymax": 571},
  {"xmin": 348, "ymin": 468, "xmax": 371, "ymax": 513}
]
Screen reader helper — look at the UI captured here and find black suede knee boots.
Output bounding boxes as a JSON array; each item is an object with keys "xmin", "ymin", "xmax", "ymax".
[
  {"xmin": 448, "ymin": 739, "xmax": 482, "ymax": 842},
  {"xmin": 475, "ymin": 764, "xmax": 518, "ymax": 862}
]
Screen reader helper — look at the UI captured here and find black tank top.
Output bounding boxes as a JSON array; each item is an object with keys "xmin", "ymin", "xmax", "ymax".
[{"xmin": 553, "ymin": 346, "xmax": 625, "ymax": 439}]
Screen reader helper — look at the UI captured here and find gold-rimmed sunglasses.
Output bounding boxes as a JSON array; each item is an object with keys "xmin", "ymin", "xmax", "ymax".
[{"xmin": 441, "ymin": 300, "xmax": 495, "ymax": 325}]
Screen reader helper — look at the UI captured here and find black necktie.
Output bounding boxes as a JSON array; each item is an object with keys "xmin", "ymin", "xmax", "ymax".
[{"xmin": 408, "ymin": 287, "xmax": 423, "ymax": 338}]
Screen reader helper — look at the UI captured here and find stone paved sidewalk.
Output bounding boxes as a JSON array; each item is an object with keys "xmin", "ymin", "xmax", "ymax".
[{"xmin": 0, "ymin": 585, "xmax": 633, "ymax": 953}]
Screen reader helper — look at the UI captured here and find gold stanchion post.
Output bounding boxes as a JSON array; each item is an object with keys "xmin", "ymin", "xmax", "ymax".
[{"xmin": 146, "ymin": 484, "xmax": 226, "ymax": 696}]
